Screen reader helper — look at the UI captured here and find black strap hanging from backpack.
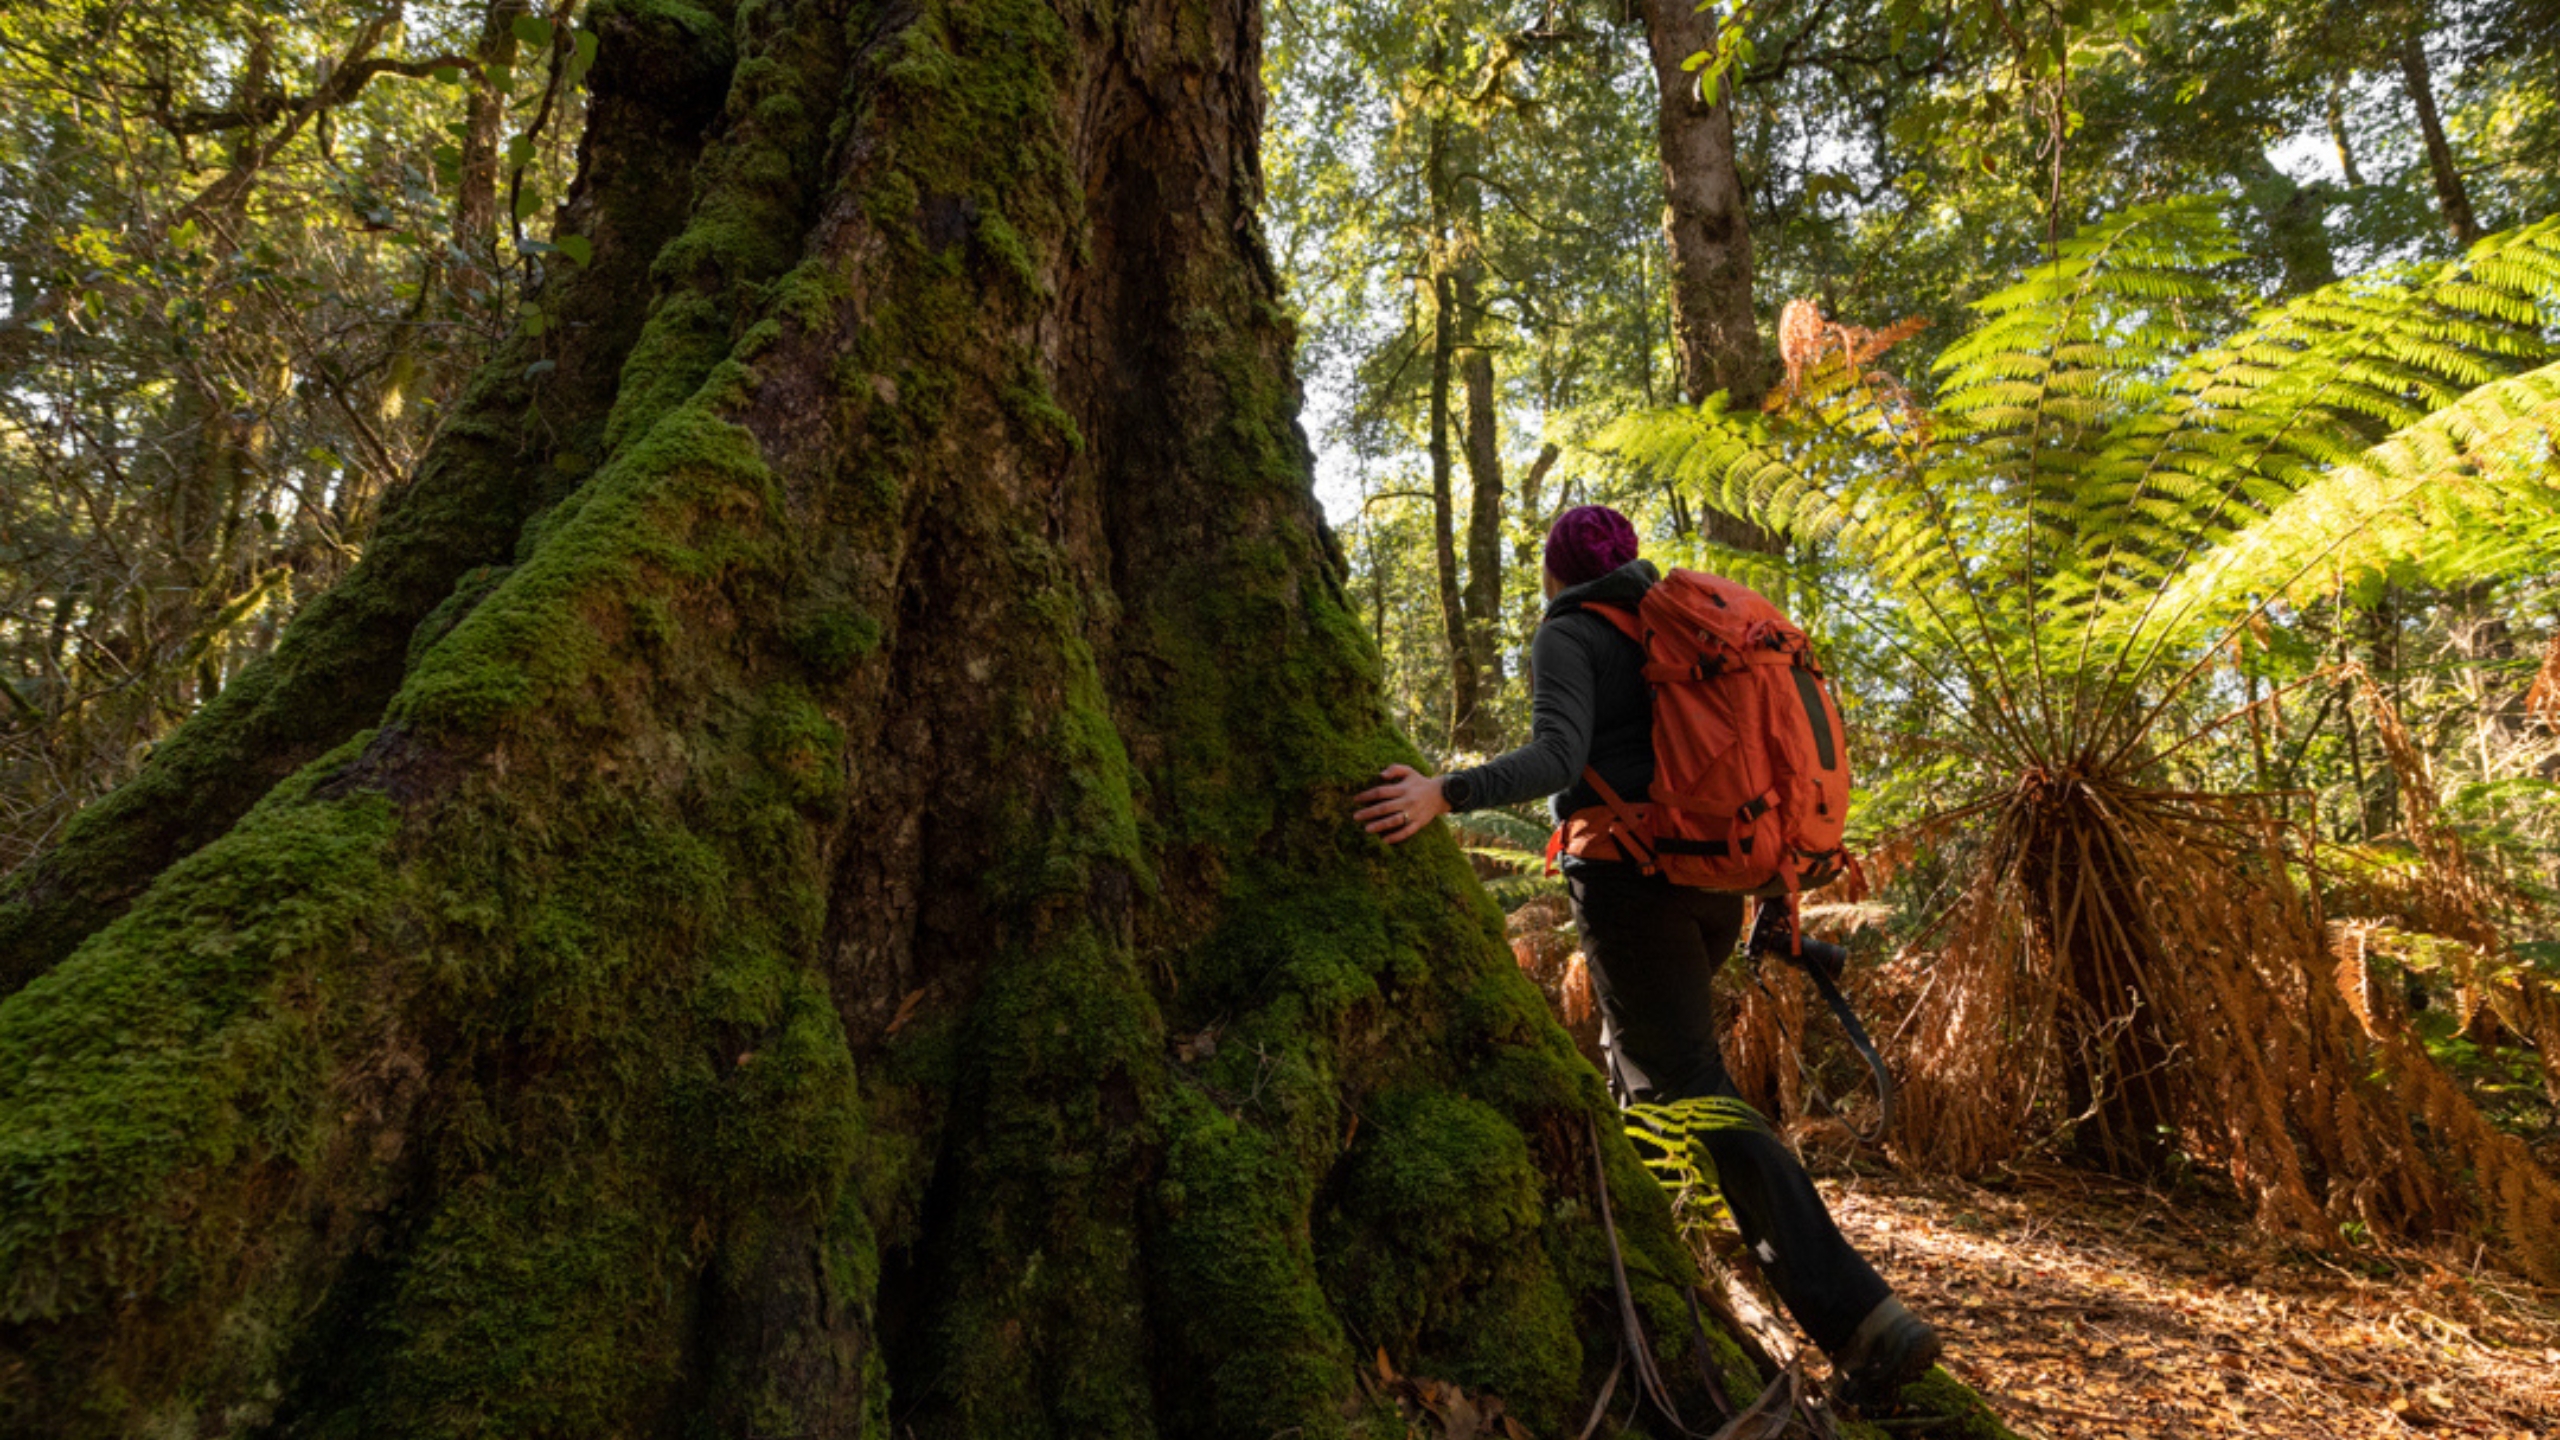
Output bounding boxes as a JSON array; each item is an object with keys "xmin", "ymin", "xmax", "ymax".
[{"xmin": 1745, "ymin": 906, "xmax": 1897, "ymax": 1141}]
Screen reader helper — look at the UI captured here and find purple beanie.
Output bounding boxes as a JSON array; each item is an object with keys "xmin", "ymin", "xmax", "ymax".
[{"xmin": 1543, "ymin": 505, "xmax": 1639, "ymax": 587}]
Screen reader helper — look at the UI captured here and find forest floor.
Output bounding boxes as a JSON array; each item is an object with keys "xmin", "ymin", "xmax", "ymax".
[{"xmin": 1809, "ymin": 1162, "xmax": 2560, "ymax": 1440}]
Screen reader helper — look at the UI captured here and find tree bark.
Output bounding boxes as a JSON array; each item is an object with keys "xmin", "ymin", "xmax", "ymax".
[
  {"xmin": 2328, "ymin": 73, "xmax": 2366, "ymax": 187},
  {"xmin": 1458, "ymin": 267, "xmax": 1504, "ymax": 702},
  {"xmin": 1424, "ymin": 108, "xmax": 1490, "ymax": 749},
  {"xmin": 1638, "ymin": 0, "xmax": 1780, "ymax": 555},
  {"xmin": 1429, "ymin": 262, "xmax": 1481, "ymax": 747},
  {"xmin": 1514, "ymin": 440, "xmax": 1560, "ymax": 574},
  {"xmin": 0, "ymin": 0, "xmax": 740, "ymax": 999},
  {"xmin": 453, "ymin": 1, "xmax": 532, "ymax": 282},
  {"xmin": 2398, "ymin": 30, "xmax": 2482, "ymax": 248},
  {"xmin": 0, "ymin": 1, "xmax": 1823, "ymax": 1435}
]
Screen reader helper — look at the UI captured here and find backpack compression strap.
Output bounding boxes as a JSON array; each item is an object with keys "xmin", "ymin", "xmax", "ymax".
[{"xmin": 1579, "ymin": 766, "xmax": 1659, "ymax": 870}]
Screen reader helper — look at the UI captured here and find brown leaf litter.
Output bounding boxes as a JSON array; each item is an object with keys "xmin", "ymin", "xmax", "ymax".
[{"xmin": 1815, "ymin": 1163, "xmax": 2560, "ymax": 1440}]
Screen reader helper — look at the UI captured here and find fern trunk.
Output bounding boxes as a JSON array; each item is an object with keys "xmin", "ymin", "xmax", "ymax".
[
  {"xmin": 0, "ymin": 0, "xmax": 1800, "ymax": 1435},
  {"xmin": 2018, "ymin": 795, "xmax": 2177, "ymax": 1176}
]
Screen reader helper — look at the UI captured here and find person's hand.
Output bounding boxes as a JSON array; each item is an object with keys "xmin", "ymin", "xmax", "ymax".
[{"xmin": 1354, "ymin": 764, "xmax": 1449, "ymax": 845}]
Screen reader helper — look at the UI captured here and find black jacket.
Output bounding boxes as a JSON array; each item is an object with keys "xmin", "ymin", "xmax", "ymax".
[{"xmin": 1442, "ymin": 559, "xmax": 1655, "ymax": 823}]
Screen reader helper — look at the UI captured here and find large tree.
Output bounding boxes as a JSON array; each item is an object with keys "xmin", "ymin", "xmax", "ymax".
[
  {"xmin": 1639, "ymin": 0, "xmax": 1781, "ymax": 554},
  {"xmin": 0, "ymin": 1, "xmax": 2015, "ymax": 1436}
]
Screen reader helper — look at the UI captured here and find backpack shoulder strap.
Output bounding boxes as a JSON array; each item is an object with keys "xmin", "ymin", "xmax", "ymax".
[{"xmin": 1569, "ymin": 599, "xmax": 1645, "ymax": 649}]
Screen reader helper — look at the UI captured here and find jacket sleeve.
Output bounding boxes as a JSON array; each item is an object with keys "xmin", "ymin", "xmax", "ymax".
[{"xmin": 1441, "ymin": 619, "xmax": 1600, "ymax": 812}]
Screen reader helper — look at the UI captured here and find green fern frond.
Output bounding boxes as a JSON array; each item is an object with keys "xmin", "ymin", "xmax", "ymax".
[
  {"xmin": 1449, "ymin": 808, "xmax": 1551, "ymax": 853},
  {"xmin": 1603, "ymin": 208, "xmax": 2560, "ymax": 767},
  {"xmin": 1449, "ymin": 809, "xmax": 1562, "ymax": 907},
  {"xmin": 1622, "ymin": 1096, "xmax": 1773, "ymax": 1228},
  {"xmin": 2153, "ymin": 359, "xmax": 2560, "ymax": 618}
]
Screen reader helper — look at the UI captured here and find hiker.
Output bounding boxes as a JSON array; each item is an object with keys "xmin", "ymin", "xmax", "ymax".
[{"xmin": 1352, "ymin": 503, "xmax": 1942, "ymax": 1414}]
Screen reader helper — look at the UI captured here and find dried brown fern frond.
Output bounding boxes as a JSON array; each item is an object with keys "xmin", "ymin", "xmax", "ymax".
[
  {"xmin": 1726, "ymin": 957, "xmax": 1810, "ymax": 1124},
  {"xmin": 1891, "ymin": 817, "xmax": 2056, "ymax": 1173},
  {"xmin": 2347, "ymin": 667, "xmax": 2503, "ymax": 942},
  {"xmin": 2493, "ymin": 971, "xmax": 2560, "ymax": 1110},
  {"xmin": 1882, "ymin": 763, "xmax": 2560, "ymax": 1278},
  {"xmin": 2335, "ymin": 915, "xmax": 2560, "ymax": 1113},
  {"xmin": 1768, "ymin": 298, "xmax": 1931, "ymax": 431},
  {"xmin": 2331, "ymin": 921, "xmax": 2389, "ymax": 1041},
  {"xmin": 2527, "ymin": 631, "xmax": 2560, "ymax": 729}
]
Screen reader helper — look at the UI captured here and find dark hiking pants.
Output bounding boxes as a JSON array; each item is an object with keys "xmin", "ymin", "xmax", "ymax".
[{"xmin": 1567, "ymin": 860, "xmax": 1892, "ymax": 1354}]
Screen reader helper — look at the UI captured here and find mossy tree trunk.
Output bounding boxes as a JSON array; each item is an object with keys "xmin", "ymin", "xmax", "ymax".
[
  {"xmin": 0, "ymin": 0, "xmax": 733, "ymax": 996},
  {"xmin": 0, "ymin": 0, "xmax": 1791, "ymax": 1435}
]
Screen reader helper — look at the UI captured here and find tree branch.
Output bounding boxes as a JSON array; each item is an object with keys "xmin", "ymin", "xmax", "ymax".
[
  {"xmin": 170, "ymin": 20, "xmax": 440, "ymax": 227},
  {"xmin": 151, "ymin": 55, "xmax": 476, "ymax": 137}
]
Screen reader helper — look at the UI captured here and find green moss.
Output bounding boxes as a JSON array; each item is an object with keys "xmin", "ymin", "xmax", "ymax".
[
  {"xmin": 0, "ymin": 789, "xmax": 400, "ymax": 1318},
  {"xmin": 594, "ymin": 0, "xmax": 844, "ymax": 459},
  {"xmin": 1180, "ymin": 877, "xmax": 1393, "ymax": 1031},
  {"xmin": 771, "ymin": 255, "xmax": 849, "ymax": 333},
  {"xmin": 295, "ymin": 759, "xmax": 860, "ymax": 1436},
  {"xmin": 393, "ymin": 402, "xmax": 776, "ymax": 740},
  {"xmin": 1856, "ymin": 1370, "xmax": 2028, "ymax": 1440},
  {"xmin": 860, "ymin": 167, "xmax": 920, "ymax": 234},
  {"xmin": 1316, "ymin": 1090, "xmax": 1583, "ymax": 1426},
  {"xmin": 788, "ymin": 607, "xmax": 883, "ymax": 676},
  {"xmin": 753, "ymin": 685, "xmax": 848, "ymax": 813},
  {"xmin": 917, "ymin": 925, "xmax": 1164, "ymax": 1438},
  {"xmin": 601, "ymin": 291, "xmax": 735, "ymax": 456},
  {"xmin": 407, "ymin": 565, "xmax": 515, "ymax": 670},
  {"xmin": 975, "ymin": 208, "xmax": 1045, "ymax": 296},
  {"xmin": 0, "ymin": 773, "xmax": 410, "ymax": 1438},
  {"xmin": 866, "ymin": 0, "xmax": 1074, "ymax": 312},
  {"xmin": 1148, "ymin": 1088, "xmax": 1354, "ymax": 1437},
  {"xmin": 1456, "ymin": 965, "xmax": 1610, "ymax": 1117},
  {"xmin": 590, "ymin": 0, "xmax": 733, "ymax": 56},
  {"xmin": 1003, "ymin": 376, "xmax": 1085, "ymax": 454},
  {"xmin": 358, "ymin": 1164, "xmax": 694, "ymax": 1434}
]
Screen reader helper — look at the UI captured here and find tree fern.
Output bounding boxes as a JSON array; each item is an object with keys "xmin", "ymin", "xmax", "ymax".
[
  {"xmin": 1603, "ymin": 204, "xmax": 2560, "ymax": 763},
  {"xmin": 1599, "ymin": 202, "xmax": 2560, "ymax": 1278}
]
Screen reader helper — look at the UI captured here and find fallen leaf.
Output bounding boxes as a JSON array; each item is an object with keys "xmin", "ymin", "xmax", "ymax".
[{"xmin": 886, "ymin": 987, "xmax": 927, "ymax": 1036}]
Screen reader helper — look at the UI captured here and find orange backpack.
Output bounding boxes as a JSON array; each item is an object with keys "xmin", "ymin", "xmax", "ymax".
[{"xmin": 1545, "ymin": 568, "xmax": 1852, "ymax": 902}]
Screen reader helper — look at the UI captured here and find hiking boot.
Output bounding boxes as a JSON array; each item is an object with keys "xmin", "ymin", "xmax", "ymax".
[{"xmin": 1830, "ymin": 1296, "xmax": 1941, "ymax": 1414}]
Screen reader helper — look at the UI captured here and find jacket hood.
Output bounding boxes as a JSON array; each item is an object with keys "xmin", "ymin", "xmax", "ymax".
[{"xmin": 1545, "ymin": 558, "xmax": 1657, "ymax": 619}]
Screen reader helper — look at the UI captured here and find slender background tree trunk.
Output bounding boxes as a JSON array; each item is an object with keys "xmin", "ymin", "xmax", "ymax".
[
  {"xmin": 1429, "ymin": 257, "xmax": 1481, "ymax": 744},
  {"xmin": 2398, "ymin": 29, "xmax": 2481, "ymax": 248},
  {"xmin": 453, "ymin": 0, "xmax": 532, "ymax": 288},
  {"xmin": 1459, "ymin": 264, "xmax": 1505, "ymax": 705}
]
